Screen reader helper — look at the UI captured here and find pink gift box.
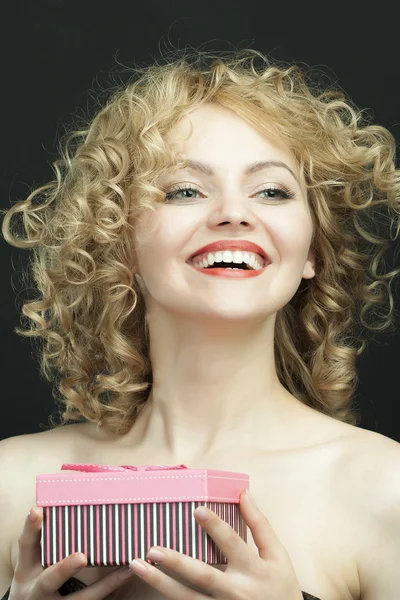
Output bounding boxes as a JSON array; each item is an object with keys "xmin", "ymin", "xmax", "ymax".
[{"xmin": 36, "ymin": 463, "xmax": 249, "ymax": 567}]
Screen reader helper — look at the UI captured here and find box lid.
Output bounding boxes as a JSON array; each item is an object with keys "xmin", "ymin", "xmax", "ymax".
[{"xmin": 36, "ymin": 463, "xmax": 250, "ymax": 507}]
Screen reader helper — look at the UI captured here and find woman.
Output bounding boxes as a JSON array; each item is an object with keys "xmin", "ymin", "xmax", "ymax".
[{"xmin": 1, "ymin": 48, "xmax": 399, "ymax": 600}]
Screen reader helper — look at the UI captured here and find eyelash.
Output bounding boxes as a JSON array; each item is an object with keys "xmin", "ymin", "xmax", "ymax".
[{"xmin": 164, "ymin": 184, "xmax": 295, "ymax": 202}]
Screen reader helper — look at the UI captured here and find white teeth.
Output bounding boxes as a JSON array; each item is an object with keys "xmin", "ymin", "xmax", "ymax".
[
  {"xmin": 191, "ymin": 250, "xmax": 265, "ymax": 270},
  {"xmin": 232, "ymin": 250, "xmax": 243, "ymax": 264}
]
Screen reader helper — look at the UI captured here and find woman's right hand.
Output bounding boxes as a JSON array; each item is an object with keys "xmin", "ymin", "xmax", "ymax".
[{"xmin": 8, "ymin": 506, "xmax": 135, "ymax": 598}]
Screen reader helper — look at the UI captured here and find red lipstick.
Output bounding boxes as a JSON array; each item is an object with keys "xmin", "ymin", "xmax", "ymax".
[{"xmin": 189, "ymin": 265, "xmax": 267, "ymax": 278}]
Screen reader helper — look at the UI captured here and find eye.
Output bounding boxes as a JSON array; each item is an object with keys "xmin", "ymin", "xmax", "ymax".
[
  {"xmin": 255, "ymin": 186, "xmax": 295, "ymax": 200},
  {"xmin": 164, "ymin": 185, "xmax": 202, "ymax": 201}
]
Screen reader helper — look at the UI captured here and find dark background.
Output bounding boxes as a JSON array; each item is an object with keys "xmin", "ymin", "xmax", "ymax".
[{"xmin": 1, "ymin": 0, "xmax": 399, "ymax": 442}]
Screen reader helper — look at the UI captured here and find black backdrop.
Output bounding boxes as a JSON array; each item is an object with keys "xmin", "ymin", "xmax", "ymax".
[{"xmin": 1, "ymin": 0, "xmax": 399, "ymax": 442}]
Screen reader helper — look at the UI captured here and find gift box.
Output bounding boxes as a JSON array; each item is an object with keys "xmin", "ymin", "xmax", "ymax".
[{"xmin": 36, "ymin": 463, "xmax": 249, "ymax": 567}]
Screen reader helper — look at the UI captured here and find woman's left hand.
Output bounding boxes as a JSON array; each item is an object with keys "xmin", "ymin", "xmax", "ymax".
[{"xmin": 128, "ymin": 489, "xmax": 304, "ymax": 599}]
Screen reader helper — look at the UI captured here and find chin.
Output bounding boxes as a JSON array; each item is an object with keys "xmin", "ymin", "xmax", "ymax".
[{"xmin": 181, "ymin": 310, "xmax": 272, "ymax": 324}]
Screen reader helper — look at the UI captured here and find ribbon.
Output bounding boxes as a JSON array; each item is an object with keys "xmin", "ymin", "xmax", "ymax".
[{"xmin": 61, "ymin": 463, "xmax": 188, "ymax": 473}]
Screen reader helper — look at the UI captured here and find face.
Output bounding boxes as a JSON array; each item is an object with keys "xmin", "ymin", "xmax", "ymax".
[{"xmin": 131, "ymin": 104, "xmax": 315, "ymax": 324}]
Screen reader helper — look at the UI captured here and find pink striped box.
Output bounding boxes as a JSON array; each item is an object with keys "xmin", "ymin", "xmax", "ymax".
[{"xmin": 36, "ymin": 463, "xmax": 249, "ymax": 567}]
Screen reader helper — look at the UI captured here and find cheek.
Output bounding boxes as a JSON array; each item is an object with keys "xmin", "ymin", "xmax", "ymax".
[
  {"xmin": 269, "ymin": 210, "xmax": 313, "ymax": 262},
  {"xmin": 144, "ymin": 207, "xmax": 196, "ymax": 261},
  {"xmin": 134, "ymin": 216, "xmax": 184, "ymax": 276},
  {"xmin": 133, "ymin": 212, "xmax": 163, "ymax": 267}
]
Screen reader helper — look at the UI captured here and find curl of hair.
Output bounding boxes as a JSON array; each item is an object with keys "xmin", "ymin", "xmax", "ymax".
[{"xmin": 2, "ymin": 48, "xmax": 400, "ymax": 436}]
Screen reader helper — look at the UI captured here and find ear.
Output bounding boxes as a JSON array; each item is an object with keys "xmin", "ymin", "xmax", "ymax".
[
  {"xmin": 302, "ymin": 247, "xmax": 316, "ymax": 280},
  {"xmin": 133, "ymin": 271, "xmax": 148, "ymax": 296}
]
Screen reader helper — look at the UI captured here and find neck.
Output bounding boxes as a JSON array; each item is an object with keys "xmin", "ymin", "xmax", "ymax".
[{"xmin": 119, "ymin": 310, "xmax": 307, "ymax": 463}]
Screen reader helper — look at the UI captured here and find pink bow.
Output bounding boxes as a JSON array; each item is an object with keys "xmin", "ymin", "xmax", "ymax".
[{"xmin": 61, "ymin": 463, "xmax": 188, "ymax": 473}]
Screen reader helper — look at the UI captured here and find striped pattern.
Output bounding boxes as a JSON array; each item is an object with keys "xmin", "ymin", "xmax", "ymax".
[{"xmin": 41, "ymin": 501, "xmax": 246, "ymax": 567}]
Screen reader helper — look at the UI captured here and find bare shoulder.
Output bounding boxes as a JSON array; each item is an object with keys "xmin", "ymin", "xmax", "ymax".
[
  {"xmin": 338, "ymin": 425, "xmax": 400, "ymax": 500},
  {"xmin": 0, "ymin": 425, "xmax": 89, "ymax": 572},
  {"xmin": 332, "ymin": 423, "xmax": 400, "ymax": 520},
  {"xmin": 336, "ymin": 426, "xmax": 400, "ymax": 600},
  {"xmin": 0, "ymin": 423, "xmax": 90, "ymax": 475},
  {"xmin": 0, "ymin": 423, "xmax": 92, "ymax": 501}
]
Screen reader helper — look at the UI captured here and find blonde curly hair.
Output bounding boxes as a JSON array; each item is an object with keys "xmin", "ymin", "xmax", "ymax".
[{"xmin": 1, "ymin": 48, "xmax": 399, "ymax": 437}]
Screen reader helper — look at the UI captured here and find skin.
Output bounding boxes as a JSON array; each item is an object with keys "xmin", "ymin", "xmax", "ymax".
[{"xmin": 123, "ymin": 103, "xmax": 316, "ymax": 465}]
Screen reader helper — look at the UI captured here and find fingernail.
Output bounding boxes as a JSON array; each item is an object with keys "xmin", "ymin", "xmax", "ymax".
[
  {"xmin": 28, "ymin": 508, "xmax": 38, "ymax": 523},
  {"xmin": 146, "ymin": 547, "xmax": 166, "ymax": 563},
  {"xmin": 130, "ymin": 558, "xmax": 149, "ymax": 575},
  {"xmin": 71, "ymin": 553, "xmax": 87, "ymax": 569},
  {"xmin": 246, "ymin": 489, "xmax": 256, "ymax": 507},
  {"xmin": 194, "ymin": 506, "xmax": 209, "ymax": 522}
]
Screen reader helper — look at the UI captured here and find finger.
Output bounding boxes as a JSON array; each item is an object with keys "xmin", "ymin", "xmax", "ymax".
[
  {"xmin": 15, "ymin": 507, "xmax": 44, "ymax": 576},
  {"xmin": 71, "ymin": 565, "xmax": 136, "ymax": 600},
  {"xmin": 240, "ymin": 490, "xmax": 284, "ymax": 560},
  {"xmin": 129, "ymin": 559, "xmax": 206, "ymax": 600},
  {"xmin": 34, "ymin": 553, "xmax": 136, "ymax": 598},
  {"xmin": 144, "ymin": 548, "xmax": 227, "ymax": 597},
  {"xmin": 32, "ymin": 552, "xmax": 88, "ymax": 595},
  {"xmin": 193, "ymin": 504, "xmax": 252, "ymax": 568}
]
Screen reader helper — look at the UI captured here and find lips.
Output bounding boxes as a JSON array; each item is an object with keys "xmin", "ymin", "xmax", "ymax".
[{"xmin": 187, "ymin": 240, "xmax": 270, "ymax": 264}]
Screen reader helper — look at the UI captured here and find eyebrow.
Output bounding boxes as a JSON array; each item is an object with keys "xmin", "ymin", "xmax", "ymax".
[{"xmin": 178, "ymin": 159, "xmax": 300, "ymax": 184}]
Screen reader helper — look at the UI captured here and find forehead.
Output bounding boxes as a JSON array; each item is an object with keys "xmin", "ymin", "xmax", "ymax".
[{"xmin": 165, "ymin": 104, "xmax": 296, "ymax": 169}]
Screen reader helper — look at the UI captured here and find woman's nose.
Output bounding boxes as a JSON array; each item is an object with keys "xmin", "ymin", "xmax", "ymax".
[{"xmin": 207, "ymin": 190, "xmax": 258, "ymax": 230}]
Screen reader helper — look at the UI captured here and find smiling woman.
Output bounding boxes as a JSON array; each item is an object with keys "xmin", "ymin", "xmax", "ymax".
[{"xmin": 1, "ymin": 48, "xmax": 400, "ymax": 600}]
